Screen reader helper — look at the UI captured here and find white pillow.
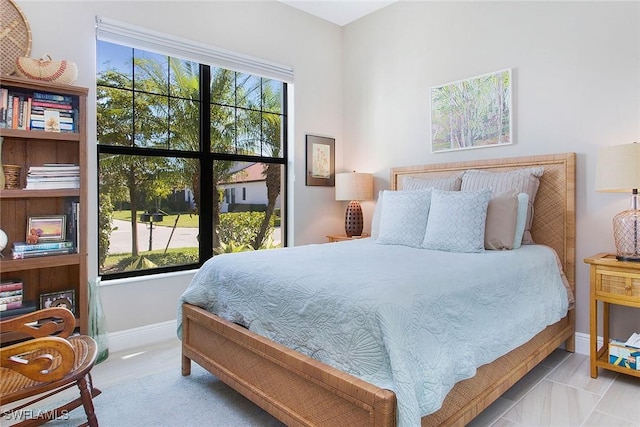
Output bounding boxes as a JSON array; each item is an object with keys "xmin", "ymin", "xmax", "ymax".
[
  {"xmin": 513, "ymin": 193, "xmax": 529, "ymax": 249},
  {"xmin": 403, "ymin": 174, "xmax": 462, "ymax": 191},
  {"xmin": 370, "ymin": 191, "xmax": 383, "ymax": 239},
  {"xmin": 377, "ymin": 190, "xmax": 431, "ymax": 248},
  {"xmin": 422, "ymin": 189, "xmax": 491, "ymax": 253}
]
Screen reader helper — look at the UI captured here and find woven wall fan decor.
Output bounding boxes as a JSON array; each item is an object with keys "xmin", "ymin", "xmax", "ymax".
[{"xmin": 0, "ymin": 0, "xmax": 32, "ymax": 76}]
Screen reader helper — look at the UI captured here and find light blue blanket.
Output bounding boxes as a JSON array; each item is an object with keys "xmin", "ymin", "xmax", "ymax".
[{"xmin": 177, "ymin": 239, "xmax": 568, "ymax": 426}]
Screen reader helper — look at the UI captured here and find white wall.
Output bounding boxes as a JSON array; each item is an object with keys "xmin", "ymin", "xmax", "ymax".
[
  {"xmin": 17, "ymin": 0, "xmax": 345, "ymax": 332},
  {"xmin": 342, "ymin": 1, "xmax": 640, "ymax": 338}
]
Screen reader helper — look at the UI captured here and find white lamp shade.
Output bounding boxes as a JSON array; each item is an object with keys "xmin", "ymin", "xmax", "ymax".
[
  {"xmin": 335, "ymin": 172, "xmax": 373, "ymax": 201},
  {"xmin": 596, "ymin": 143, "xmax": 640, "ymax": 192}
]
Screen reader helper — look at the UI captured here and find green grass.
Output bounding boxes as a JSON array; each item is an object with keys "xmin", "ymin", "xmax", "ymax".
[
  {"xmin": 102, "ymin": 247, "xmax": 199, "ymax": 274},
  {"xmin": 112, "ymin": 210, "xmax": 199, "ymax": 228}
]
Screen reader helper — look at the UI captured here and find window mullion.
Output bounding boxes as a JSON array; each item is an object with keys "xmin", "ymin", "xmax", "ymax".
[{"xmin": 198, "ymin": 64, "xmax": 213, "ymax": 261}]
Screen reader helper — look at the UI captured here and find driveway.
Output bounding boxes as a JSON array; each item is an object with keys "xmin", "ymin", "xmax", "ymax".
[
  {"xmin": 108, "ymin": 219, "xmax": 281, "ymax": 254},
  {"xmin": 109, "ymin": 219, "xmax": 199, "ymax": 254}
]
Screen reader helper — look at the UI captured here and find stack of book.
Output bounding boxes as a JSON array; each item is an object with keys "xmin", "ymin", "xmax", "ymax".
[
  {"xmin": 12, "ymin": 240, "xmax": 75, "ymax": 260},
  {"xmin": 26, "ymin": 163, "xmax": 80, "ymax": 190},
  {"xmin": 0, "ymin": 90, "xmax": 78, "ymax": 132},
  {"xmin": 0, "ymin": 280, "xmax": 36, "ymax": 318},
  {"xmin": 30, "ymin": 92, "xmax": 76, "ymax": 132}
]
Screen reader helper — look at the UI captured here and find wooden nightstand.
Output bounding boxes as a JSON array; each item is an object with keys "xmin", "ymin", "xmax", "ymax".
[
  {"xmin": 584, "ymin": 253, "xmax": 640, "ymax": 379},
  {"xmin": 326, "ymin": 233, "xmax": 370, "ymax": 243}
]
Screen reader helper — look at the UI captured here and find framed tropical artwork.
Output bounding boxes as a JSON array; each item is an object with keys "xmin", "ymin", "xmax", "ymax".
[{"xmin": 431, "ymin": 68, "xmax": 512, "ymax": 153}]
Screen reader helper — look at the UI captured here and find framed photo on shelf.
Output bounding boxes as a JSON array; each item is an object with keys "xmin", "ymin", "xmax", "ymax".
[
  {"xmin": 27, "ymin": 215, "xmax": 66, "ymax": 242},
  {"xmin": 305, "ymin": 135, "xmax": 335, "ymax": 187},
  {"xmin": 39, "ymin": 289, "xmax": 75, "ymax": 314}
]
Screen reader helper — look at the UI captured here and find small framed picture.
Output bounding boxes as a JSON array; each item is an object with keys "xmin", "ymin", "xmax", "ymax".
[
  {"xmin": 27, "ymin": 215, "xmax": 66, "ymax": 242},
  {"xmin": 40, "ymin": 289, "xmax": 75, "ymax": 314},
  {"xmin": 305, "ymin": 135, "xmax": 335, "ymax": 187}
]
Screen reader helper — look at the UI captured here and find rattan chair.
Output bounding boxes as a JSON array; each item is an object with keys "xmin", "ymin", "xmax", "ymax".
[{"xmin": 0, "ymin": 307, "xmax": 101, "ymax": 426}]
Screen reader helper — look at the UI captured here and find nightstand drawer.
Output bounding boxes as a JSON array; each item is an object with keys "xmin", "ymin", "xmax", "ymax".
[{"xmin": 597, "ymin": 271, "xmax": 640, "ymax": 299}]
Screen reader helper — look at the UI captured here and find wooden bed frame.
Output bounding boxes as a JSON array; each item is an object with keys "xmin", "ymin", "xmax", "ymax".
[{"xmin": 182, "ymin": 152, "xmax": 576, "ymax": 426}]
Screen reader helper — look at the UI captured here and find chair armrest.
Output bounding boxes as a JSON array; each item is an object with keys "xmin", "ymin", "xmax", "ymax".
[
  {"xmin": 0, "ymin": 308, "xmax": 75, "ymax": 339},
  {"xmin": 1, "ymin": 336, "xmax": 75, "ymax": 382}
]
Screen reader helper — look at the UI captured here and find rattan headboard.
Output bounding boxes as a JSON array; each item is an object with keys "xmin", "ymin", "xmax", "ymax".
[{"xmin": 390, "ymin": 153, "xmax": 576, "ymax": 293}]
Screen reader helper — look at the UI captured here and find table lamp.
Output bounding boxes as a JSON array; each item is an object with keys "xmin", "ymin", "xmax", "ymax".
[
  {"xmin": 335, "ymin": 172, "xmax": 373, "ymax": 237},
  {"xmin": 595, "ymin": 142, "xmax": 640, "ymax": 261}
]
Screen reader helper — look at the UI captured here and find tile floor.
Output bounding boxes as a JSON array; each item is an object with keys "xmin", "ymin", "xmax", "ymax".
[
  {"xmin": 96, "ymin": 339, "xmax": 640, "ymax": 426},
  {"xmin": 468, "ymin": 348, "xmax": 640, "ymax": 426}
]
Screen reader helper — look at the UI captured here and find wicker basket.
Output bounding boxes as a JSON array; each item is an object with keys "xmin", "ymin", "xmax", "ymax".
[
  {"xmin": 15, "ymin": 55, "xmax": 77, "ymax": 85},
  {"xmin": 3, "ymin": 164, "xmax": 21, "ymax": 189}
]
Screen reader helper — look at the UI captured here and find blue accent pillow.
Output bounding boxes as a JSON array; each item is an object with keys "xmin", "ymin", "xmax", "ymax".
[
  {"xmin": 422, "ymin": 189, "xmax": 492, "ymax": 253},
  {"xmin": 377, "ymin": 190, "xmax": 431, "ymax": 248}
]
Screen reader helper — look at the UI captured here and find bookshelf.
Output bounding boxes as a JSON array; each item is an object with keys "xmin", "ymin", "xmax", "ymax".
[{"xmin": 0, "ymin": 75, "xmax": 87, "ymax": 334}]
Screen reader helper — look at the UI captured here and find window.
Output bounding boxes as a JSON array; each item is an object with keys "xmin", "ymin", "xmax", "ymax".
[{"xmin": 97, "ymin": 37, "xmax": 288, "ymax": 279}]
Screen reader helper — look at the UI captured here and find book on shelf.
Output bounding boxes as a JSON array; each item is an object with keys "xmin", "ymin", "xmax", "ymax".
[
  {"xmin": 33, "ymin": 91, "xmax": 73, "ymax": 104},
  {"xmin": 27, "ymin": 176, "xmax": 80, "ymax": 183},
  {"xmin": 66, "ymin": 200, "xmax": 79, "ymax": 252},
  {"xmin": 44, "ymin": 109, "xmax": 60, "ymax": 132},
  {"xmin": 0, "ymin": 294, "xmax": 22, "ymax": 305},
  {"xmin": 0, "ymin": 280, "xmax": 23, "ymax": 292},
  {"xmin": 0, "ymin": 300, "xmax": 24, "ymax": 312},
  {"xmin": 11, "ymin": 247, "xmax": 73, "ymax": 259},
  {"xmin": 0, "ymin": 301, "xmax": 36, "ymax": 318},
  {"xmin": 29, "ymin": 164, "xmax": 80, "ymax": 171},
  {"xmin": 13, "ymin": 241, "xmax": 74, "ymax": 252},
  {"xmin": 30, "ymin": 100, "xmax": 73, "ymax": 110},
  {"xmin": 0, "ymin": 289, "xmax": 23, "ymax": 298},
  {"xmin": 25, "ymin": 181, "xmax": 80, "ymax": 190},
  {"xmin": 0, "ymin": 87, "xmax": 7, "ymax": 127},
  {"xmin": 30, "ymin": 113, "xmax": 74, "ymax": 123}
]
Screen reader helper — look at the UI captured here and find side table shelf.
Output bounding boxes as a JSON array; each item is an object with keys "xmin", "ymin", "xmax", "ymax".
[
  {"xmin": 327, "ymin": 233, "xmax": 370, "ymax": 243},
  {"xmin": 585, "ymin": 253, "xmax": 640, "ymax": 379}
]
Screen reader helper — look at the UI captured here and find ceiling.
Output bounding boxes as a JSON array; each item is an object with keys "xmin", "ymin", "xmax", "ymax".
[{"xmin": 280, "ymin": 1, "xmax": 396, "ymax": 26}]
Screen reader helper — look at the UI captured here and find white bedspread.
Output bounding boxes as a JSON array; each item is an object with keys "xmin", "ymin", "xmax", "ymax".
[{"xmin": 177, "ymin": 239, "xmax": 569, "ymax": 426}]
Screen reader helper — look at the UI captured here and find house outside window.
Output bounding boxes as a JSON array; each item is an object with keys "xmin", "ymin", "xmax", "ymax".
[{"xmin": 96, "ymin": 38, "xmax": 288, "ymax": 279}]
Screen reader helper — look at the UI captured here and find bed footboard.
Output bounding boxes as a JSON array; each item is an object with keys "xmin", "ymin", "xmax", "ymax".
[{"xmin": 182, "ymin": 303, "xmax": 396, "ymax": 427}]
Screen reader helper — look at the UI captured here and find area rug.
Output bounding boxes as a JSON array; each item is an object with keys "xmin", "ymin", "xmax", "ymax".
[{"xmin": 44, "ymin": 364, "xmax": 285, "ymax": 427}]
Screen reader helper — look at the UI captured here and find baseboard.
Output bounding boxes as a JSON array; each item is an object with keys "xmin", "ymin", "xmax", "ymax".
[
  {"xmin": 574, "ymin": 331, "xmax": 601, "ymax": 356},
  {"xmin": 107, "ymin": 319, "xmax": 177, "ymax": 353},
  {"xmin": 105, "ymin": 321, "xmax": 596, "ymax": 356}
]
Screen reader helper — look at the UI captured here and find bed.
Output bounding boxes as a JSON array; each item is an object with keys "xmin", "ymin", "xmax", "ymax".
[{"xmin": 179, "ymin": 152, "xmax": 576, "ymax": 426}]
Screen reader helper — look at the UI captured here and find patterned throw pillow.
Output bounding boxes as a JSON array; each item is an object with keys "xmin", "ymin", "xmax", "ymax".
[
  {"xmin": 377, "ymin": 190, "xmax": 432, "ymax": 248},
  {"xmin": 422, "ymin": 189, "xmax": 492, "ymax": 253},
  {"xmin": 402, "ymin": 174, "xmax": 462, "ymax": 191}
]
